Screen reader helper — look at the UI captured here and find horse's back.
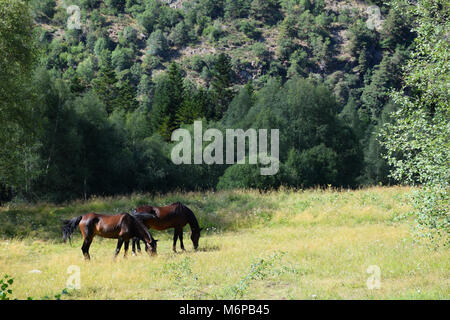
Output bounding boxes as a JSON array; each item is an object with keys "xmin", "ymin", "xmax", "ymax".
[
  {"xmin": 80, "ymin": 212, "xmax": 126, "ymax": 238},
  {"xmin": 134, "ymin": 203, "xmax": 189, "ymax": 230}
]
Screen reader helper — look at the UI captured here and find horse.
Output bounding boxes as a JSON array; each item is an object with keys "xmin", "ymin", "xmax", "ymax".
[
  {"xmin": 62, "ymin": 212, "xmax": 158, "ymax": 260},
  {"xmin": 131, "ymin": 202, "xmax": 202, "ymax": 254}
]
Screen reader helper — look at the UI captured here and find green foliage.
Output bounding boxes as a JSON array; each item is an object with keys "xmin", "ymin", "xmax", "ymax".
[
  {"xmin": 165, "ymin": 257, "xmax": 201, "ymax": 298},
  {"xmin": 222, "ymin": 83, "xmax": 255, "ymax": 127},
  {"xmin": 252, "ymin": 42, "xmax": 271, "ymax": 63},
  {"xmin": 209, "ymin": 53, "xmax": 234, "ymax": 120},
  {"xmin": 30, "ymin": 0, "xmax": 56, "ymax": 20},
  {"xmin": 217, "ymin": 160, "xmax": 287, "ymax": 191},
  {"xmin": 221, "ymin": 252, "xmax": 285, "ymax": 299},
  {"xmin": 92, "ymin": 56, "xmax": 121, "ymax": 113},
  {"xmin": 169, "ymin": 21, "xmax": 190, "ymax": 47},
  {"xmin": 118, "ymin": 26, "xmax": 138, "ymax": 47},
  {"xmin": 224, "ymin": 0, "xmax": 251, "ymax": 20},
  {"xmin": 111, "ymin": 46, "xmax": 135, "ymax": 71},
  {"xmin": 237, "ymin": 18, "xmax": 260, "ymax": 39},
  {"xmin": 348, "ymin": 19, "xmax": 378, "ymax": 57},
  {"xmin": 146, "ymin": 29, "xmax": 168, "ymax": 57},
  {"xmin": 0, "ymin": 0, "xmax": 37, "ymax": 195},
  {"xmin": 380, "ymin": 0, "xmax": 449, "ymax": 245},
  {"xmin": 203, "ymin": 21, "xmax": 225, "ymax": 42},
  {"xmin": 0, "ymin": 274, "xmax": 14, "ymax": 300},
  {"xmin": 218, "ymin": 78, "xmax": 363, "ymax": 189},
  {"xmin": 250, "ymin": 0, "xmax": 281, "ymax": 24},
  {"xmin": 150, "ymin": 63, "xmax": 185, "ymax": 139},
  {"xmin": 105, "ymin": 0, "xmax": 126, "ymax": 13},
  {"xmin": 361, "ymin": 48, "xmax": 408, "ymax": 118},
  {"xmin": 0, "ymin": 0, "xmax": 429, "ymax": 203},
  {"xmin": 285, "ymin": 145, "xmax": 339, "ymax": 188},
  {"xmin": 380, "ymin": 2, "xmax": 415, "ymax": 50}
]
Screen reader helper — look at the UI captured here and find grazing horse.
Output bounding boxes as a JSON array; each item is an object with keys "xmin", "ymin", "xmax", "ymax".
[
  {"xmin": 62, "ymin": 212, "xmax": 158, "ymax": 260},
  {"xmin": 132, "ymin": 202, "xmax": 202, "ymax": 254}
]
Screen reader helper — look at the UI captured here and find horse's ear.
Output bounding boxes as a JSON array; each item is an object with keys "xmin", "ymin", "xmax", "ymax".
[{"xmin": 154, "ymin": 239, "xmax": 159, "ymax": 242}]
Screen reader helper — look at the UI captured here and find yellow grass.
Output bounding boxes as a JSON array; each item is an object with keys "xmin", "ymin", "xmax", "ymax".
[{"xmin": 0, "ymin": 186, "xmax": 448, "ymax": 300}]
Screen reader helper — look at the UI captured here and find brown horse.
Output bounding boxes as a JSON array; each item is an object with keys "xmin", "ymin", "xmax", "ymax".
[
  {"xmin": 132, "ymin": 202, "xmax": 202, "ymax": 254},
  {"xmin": 62, "ymin": 212, "xmax": 158, "ymax": 260}
]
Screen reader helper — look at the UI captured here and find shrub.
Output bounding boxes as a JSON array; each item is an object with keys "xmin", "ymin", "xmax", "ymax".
[
  {"xmin": 238, "ymin": 19, "xmax": 261, "ymax": 39},
  {"xmin": 146, "ymin": 29, "xmax": 168, "ymax": 57}
]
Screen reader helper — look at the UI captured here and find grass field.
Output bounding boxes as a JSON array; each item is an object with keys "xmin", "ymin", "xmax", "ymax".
[{"xmin": 0, "ymin": 186, "xmax": 448, "ymax": 300}]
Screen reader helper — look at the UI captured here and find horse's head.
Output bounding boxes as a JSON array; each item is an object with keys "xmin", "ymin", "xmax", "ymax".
[
  {"xmin": 191, "ymin": 228, "xmax": 203, "ymax": 250},
  {"xmin": 147, "ymin": 239, "xmax": 158, "ymax": 256}
]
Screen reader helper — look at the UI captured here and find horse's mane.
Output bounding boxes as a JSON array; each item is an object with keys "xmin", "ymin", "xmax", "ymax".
[
  {"xmin": 132, "ymin": 211, "xmax": 156, "ymax": 221},
  {"xmin": 176, "ymin": 202, "xmax": 200, "ymax": 232},
  {"xmin": 127, "ymin": 213, "xmax": 155, "ymax": 243}
]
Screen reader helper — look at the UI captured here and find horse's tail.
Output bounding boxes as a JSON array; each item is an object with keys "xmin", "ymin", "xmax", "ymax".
[{"xmin": 62, "ymin": 216, "xmax": 82, "ymax": 244}]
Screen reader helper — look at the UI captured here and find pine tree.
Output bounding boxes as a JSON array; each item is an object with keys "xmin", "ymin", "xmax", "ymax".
[
  {"xmin": 116, "ymin": 80, "xmax": 138, "ymax": 112},
  {"xmin": 92, "ymin": 56, "xmax": 120, "ymax": 114},
  {"xmin": 150, "ymin": 63, "xmax": 185, "ymax": 140},
  {"xmin": 210, "ymin": 53, "xmax": 233, "ymax": 120}
]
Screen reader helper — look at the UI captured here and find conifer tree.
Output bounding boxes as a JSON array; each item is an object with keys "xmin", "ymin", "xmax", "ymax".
[{"xmin": 210, "ymin": 53, "xmax": 233, "ymax": 120}]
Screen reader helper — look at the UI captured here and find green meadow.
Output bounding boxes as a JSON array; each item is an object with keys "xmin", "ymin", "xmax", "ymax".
[{"xmin": 0, "ymin": 187, "xmax": 448, "ymax": 300}]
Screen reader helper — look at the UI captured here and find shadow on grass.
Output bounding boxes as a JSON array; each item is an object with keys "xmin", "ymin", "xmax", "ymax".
[{"xmin": 194, "ymin": 244, "xmax": 221, "ymax": 252}]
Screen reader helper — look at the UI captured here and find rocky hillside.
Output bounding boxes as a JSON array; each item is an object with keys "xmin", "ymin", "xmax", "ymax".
[{"xmin": 35, "ymin": 0, "xmax": 396, "ymax": 93}]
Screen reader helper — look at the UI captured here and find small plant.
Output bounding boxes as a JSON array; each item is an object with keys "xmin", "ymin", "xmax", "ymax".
[
  {"xmin": 165, "ymin": 257, "xmax": 202, "ymax": 299},
  {"xmin": 221, "ymin": 251, "xmax": 286, "ymax": 299},
  {"xmin": 166, "ymin": 257, "xmax": 197, "ymax": 282},
  {"xmin": 0, "ymin": 274, "xmax": 14, "ymax": 300}
]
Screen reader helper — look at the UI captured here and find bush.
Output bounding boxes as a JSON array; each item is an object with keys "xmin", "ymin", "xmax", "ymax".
[
  {"xmin": 251, "ymin": 42, "xmax": 270, "ymax": 62},
  {"xmin": 146, "ymin": 29, "xmax": 168, "ymax": 57},
  {"xmin": 285, "ymin": 145, "xmax": 339, "ymax": 188},
  {"xmin": 118, "ymin": 26, "xmax": 138, "ymax": 47},
  {"xmin": 203, "ymin": 22, "xmax": 225, "ymax": 42},
  {"xmin": 238, "ymin": 19, "xmax": 260, "ymax": 39},
  {"xmin": 217, "ymin": 159, "xmax": 287, "ymax": 191},
  {"xmin": 111, "ymin": 46, "xmax": 135, "ymax": 71},
  {"xmin": 169, "ymin": 21, "xmax": 189, "ymax": 47},
  {"xmin": 31, "ymin": 0, "xmax": 56, "ymax": 20}
]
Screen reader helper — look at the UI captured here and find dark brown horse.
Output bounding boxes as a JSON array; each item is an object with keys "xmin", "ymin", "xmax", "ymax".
[
  {"xmin": 132, "ymin": 202, "xmax": 202, "ymax": 254},
  {"xmin": 62, "ymin": 212, "xmax": 158, "ymax": 260}
]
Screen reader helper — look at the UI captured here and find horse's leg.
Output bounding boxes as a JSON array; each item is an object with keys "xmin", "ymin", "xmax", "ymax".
[
  {"xmin": 81, "ymin": 222, "xmax": 94, "ymax": 261},
  {"xmin": 123, "ymin": 240, "xmax": 129, "ymax": 258},
  {"xmin": 173, "ymin": 229, "xmax": 179, "ymax": 253},
  {"xmin": 178, "ymin": 228, "xmax": 185, "ymax": 251},
  {"xmin": 114, "ymin": 238, "xmax": 124, "ymax": 260},
  {"xmin": 143, "ymin": 240, "xmax": 148, "ymax": 252},
  {"xmin": 132, "ymin": 238, "xmax": 138, "ymax": 256},
  {"xmin": 136, "ymin": 239, "xmax": 142, "ymax": 254},
  {"xmin": 81, "ymin": 237, "xmax": 93, "ymax": 261}
]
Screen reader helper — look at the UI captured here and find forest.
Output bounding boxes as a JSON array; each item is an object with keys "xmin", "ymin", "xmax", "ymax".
[{"xmin": 0, "ymin": 0, "xmax": 447, "ymax": 207}]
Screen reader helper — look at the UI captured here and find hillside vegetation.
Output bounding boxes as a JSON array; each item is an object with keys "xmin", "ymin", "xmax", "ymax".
[{"xmin": 1, "ymin": 0, "xmax": 419, "ymax": 202}]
